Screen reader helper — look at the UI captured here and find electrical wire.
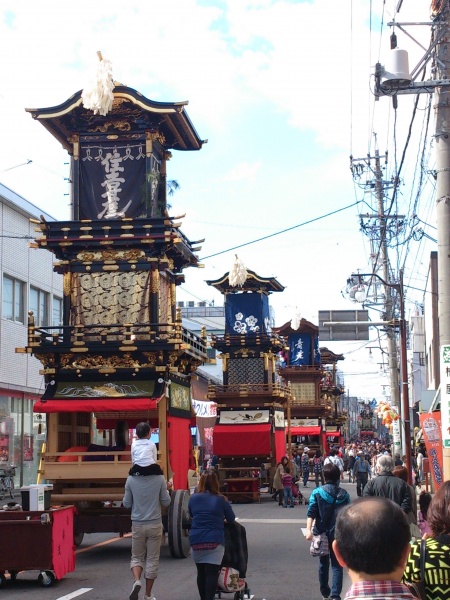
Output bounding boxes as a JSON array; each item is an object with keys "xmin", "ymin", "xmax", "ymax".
[{"xmin": 200, "ymin": 200, "xmax": 361, "ymax": 261}]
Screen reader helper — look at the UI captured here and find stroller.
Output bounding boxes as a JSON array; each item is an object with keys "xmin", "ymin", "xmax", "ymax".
[
  {"xmin": 216, "ymin": 521, "xmax": 251, "ymax": 600},
  {"xmin": 292, "ymin": 480, "xmax": 306, "ymax": 505}
]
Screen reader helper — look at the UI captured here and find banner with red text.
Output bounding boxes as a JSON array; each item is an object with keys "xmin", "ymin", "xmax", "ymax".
[{"xmin": 420, "ymin": 411, "xmax": 444, "ymax": 490}]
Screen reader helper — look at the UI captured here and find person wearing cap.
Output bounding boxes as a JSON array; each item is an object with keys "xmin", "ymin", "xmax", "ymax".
[
  {"xmin": 352, "ymin": 451, "xmax": 371, "ymax": 497},
  {"xmin": 301, "ymin": 448, "xmax": 311, "ymax": 488}
]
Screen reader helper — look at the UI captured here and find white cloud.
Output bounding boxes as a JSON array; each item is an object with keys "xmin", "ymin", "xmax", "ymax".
[{"xmin": 0, "ymin": 0, "xmax": 437, "ymax": 400}]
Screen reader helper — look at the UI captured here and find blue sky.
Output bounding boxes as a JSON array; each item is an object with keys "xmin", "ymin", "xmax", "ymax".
[{"xmin": 0, "ymin": 0, "xmax": 435, "ymax": 399}]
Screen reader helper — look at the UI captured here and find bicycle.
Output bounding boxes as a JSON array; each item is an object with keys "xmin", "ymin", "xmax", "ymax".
[{"xmin": 0, "ymin": 465, "xmax": 15, "ymax": 500}]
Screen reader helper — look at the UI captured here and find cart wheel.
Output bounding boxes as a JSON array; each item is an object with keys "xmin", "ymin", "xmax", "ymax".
[
  {"xmin": 74, "ymin": 532, "xmax": 84, "ymax": 546},
  {"xmin": 38, "ymin": 571, "xmax": 55, "ymax": 587},
  {"xmin": 168, "ymin": 489, "xmax": 191, "ymax": 558},
  {"xmin": 0, "ymin": 573, "xmax": 6, "ymax": 588}
]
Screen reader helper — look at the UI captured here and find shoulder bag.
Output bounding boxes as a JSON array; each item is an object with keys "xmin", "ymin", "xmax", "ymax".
[
  {"xmin": 404, "ymin": 538, "xmax": 426, "ymax": 600},
  {"xmin": 309, "ymin": 532, "xmax": 329, "ymax": 557},
  {"xmin": 309, "ymin": 489, "xmax": 337, "ymax": 558}
]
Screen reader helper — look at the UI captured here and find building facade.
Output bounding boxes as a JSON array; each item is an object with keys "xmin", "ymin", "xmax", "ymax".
[{"xmin": 0, "ymin": 183, "xmax": 63, "ymax": 486}]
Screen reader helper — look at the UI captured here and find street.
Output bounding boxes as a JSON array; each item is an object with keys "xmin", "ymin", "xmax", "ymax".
[{"xmin": 1, "ymin": 481, "xmax": 358, "ymax": 600}]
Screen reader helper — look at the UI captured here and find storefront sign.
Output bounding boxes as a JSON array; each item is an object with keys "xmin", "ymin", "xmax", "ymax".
[
  {"xmin": 420, "ymin": 411, "xmax": 444, "ymax": 490},
  {"xmin": 440, "ymin": 345, "xmax": 450, "ymax": 448},
  {"xmin": 192, "ymin": 400, "xmax": 217, "ymax": 418}
]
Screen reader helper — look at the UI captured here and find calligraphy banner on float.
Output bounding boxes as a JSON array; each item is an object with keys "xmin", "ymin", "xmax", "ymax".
[
  {"xmin": 419, "ymin": 411, "xmax": 444, "ymax": 491},
  {"xmin": 79, "ymin": 141, "xmax": 162, "ymax": 220}
]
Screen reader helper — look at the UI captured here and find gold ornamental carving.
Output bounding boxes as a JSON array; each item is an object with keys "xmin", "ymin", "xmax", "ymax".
[
  {"xmin": 142, "ymin": 352, "xmax": 157, "ymax": 365},
  {"xmin": 146, "ymin": 130, "xmax": 166, "ymax": 146},
  {"xmin": 88, "ymin": 120, "xmax": 132, "ymax": 133},
  {"xmin": 57, "ymin": 353, "xmax": 160, "ymax": 370},
  {"xmin": 168, "ymin": 352, "xmax": 179, "ymax": 365},
  {"xmin": 189, "ymin": 359, "xmax": 202, "ymax": 373},
  {"xmin": 37, "ymin": 354, "xmax": 56, "ymax": 368},
  {"xmin": 77, "ymin": 249, "xmax": 145, "ymax": 262},
  {"xmin": 151, "ymin": 268, "xmax": 160, "ymax": 293},
  {"xmin": 63, "ymin": 273, "xmax": 71, "ymax": 296}
]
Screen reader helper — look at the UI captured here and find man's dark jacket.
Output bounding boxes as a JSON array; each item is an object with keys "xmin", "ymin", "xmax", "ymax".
[{"xmin": 362, "ymin": 472, "xmax": 411, "ymax": 513}]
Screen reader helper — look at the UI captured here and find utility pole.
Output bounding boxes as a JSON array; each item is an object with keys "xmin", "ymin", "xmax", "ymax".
[
  {"xmin": 434, "ymin": 3, "xmax": 450, "ymax": 480},
  {"xmin": 351, "ymin": 149, "xmax": 403, "ymax": 455},
  {"xmin": 373, "ymin": 150, "xmax": 403, "ymax": 456}
]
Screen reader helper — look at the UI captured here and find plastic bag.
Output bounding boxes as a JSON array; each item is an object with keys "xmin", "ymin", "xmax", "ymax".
[{"xmin": 218, "ymin": 566, "xmax": 245, "ymax": 592}]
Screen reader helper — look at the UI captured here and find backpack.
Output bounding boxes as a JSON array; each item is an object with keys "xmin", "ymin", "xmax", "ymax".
[{"xmin": 313, "ymin": 457, "xmax": 323, "ymax": 474}]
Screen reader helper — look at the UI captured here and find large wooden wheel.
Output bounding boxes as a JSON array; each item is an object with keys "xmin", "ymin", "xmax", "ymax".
[{"xmin": 168, "ymin": 489, "xmax": 191, "ymax": 558}]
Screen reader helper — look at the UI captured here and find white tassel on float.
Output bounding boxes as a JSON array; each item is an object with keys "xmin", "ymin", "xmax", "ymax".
[
  {"xmin": 228, "ymin": 255, "xmax": 248, "ymax": 287},
  {"xmin": 290, "ymin": 307, "xmax": 301, "ymax": 330},
  {"xmin": 82, "ymin": 51, "xmax": 115, "ymax": 116}
]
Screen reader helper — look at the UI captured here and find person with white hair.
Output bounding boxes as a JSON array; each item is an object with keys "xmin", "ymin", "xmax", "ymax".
[
  {"xmin": 301, "ymin": 447, "xmax": 311, "ymax": 488},
  {"xmin": 362, "ymin": 454, "xmax": 412, "ymax": 514}
]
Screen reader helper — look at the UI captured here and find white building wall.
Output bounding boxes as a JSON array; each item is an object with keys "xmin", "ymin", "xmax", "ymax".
[
  {"xmin": 0, "ymin": 183, "xmax": 62, "ymax": 395},
  {"xmin": 410, "ymin": 315, "xmax": 426, "ymax": 405}
]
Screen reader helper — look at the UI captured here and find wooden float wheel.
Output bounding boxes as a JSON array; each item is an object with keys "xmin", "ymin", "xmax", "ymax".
[{"xmin": 168, "ymin": 489, "xmax": 191, "ymax": 558}]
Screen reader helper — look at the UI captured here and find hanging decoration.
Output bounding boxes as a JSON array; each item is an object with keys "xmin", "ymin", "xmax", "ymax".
[
  {"xmin": 375, "ymin": 400, "xmax": 399, "ymax": 430},
  {"xmin": 290, "ymin": 307, "xmax": 301, "ymax": 330},
  {"xmin": 228, "ymin": 255, "xmax": 248, "ymax": 287},
  {"xmin": 82, "ymin": 51, "xmax": 115, "ymax": 116}
]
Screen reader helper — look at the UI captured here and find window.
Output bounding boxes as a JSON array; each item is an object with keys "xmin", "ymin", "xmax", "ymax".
[
  {"xmin": 52, "ymin": 296, "xmax": 63, "ymax": 326},
  {"xmin": 2, "ymin": 275, "xmax": 25, "ymax": 323},
  {"xmin": 29, "ymin": 286, "xmax": 49, "ymax": 326}
]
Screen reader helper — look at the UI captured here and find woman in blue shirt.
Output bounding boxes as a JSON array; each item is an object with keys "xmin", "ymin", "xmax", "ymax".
[{"xmin": 188, "ymin": 470, "xmax": 236, "ymax": 600}]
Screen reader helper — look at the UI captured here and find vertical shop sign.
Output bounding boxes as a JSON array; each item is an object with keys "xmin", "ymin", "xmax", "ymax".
[
  {"xmin": 420, "ymin": 412, "xmax": 444, "ymax": 491},
  {"xmin": 441, "ymin": 344, "xmax": 450, "ymax": 448}
]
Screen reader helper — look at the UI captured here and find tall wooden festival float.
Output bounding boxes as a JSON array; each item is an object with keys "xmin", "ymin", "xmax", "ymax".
[
  {"xmin": 206, "ymin": 261, "xmax": 290, "ymax": 502},
  {"xmin": 17, "ymin": 71, "xmax": 208, "ymax": 556},
  {"xmin": 275, "ymin": 320, "xmax": 345, "ymax": 456}
]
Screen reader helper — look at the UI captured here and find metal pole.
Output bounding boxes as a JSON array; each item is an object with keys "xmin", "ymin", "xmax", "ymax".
[
  {"xmin": 399, "ymin": 270, "xmax": 412, "ymax": 483},
  {"xmin": 434, "ymin": 3, "xmax": 450, "ymax": 479},
  {"xmin": 20, "ymin": 393, "xmax": 25, "ymax": 487}
]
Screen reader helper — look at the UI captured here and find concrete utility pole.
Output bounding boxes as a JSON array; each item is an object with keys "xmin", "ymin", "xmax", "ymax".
[
  {"xmin": 373, "ymin": 150, "xmax": 403, "ymax": 456},
  {"xmin": 434, "ymin": 3, "xmax": 450, "ymax": 480},
  {"xmin": 351, "ymin": 149, "xmax": 404, "ymax": 454}
]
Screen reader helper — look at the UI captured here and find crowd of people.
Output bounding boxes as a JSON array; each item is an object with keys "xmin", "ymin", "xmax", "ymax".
[
  {"xmin": 121, "ymin": 425, "xmax": 446, "ymax": 600},
  {"xmin": 299, "ymin": 440, "xmax": 450, "ymax": 600}
]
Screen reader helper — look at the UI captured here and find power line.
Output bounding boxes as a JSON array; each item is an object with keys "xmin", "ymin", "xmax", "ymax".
[{"xmin": 200, "ymin": 200, "xmax": 361, "ymax": 261}]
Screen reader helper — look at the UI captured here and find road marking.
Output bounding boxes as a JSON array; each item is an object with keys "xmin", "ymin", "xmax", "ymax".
[
  {"xmin": 236, "ymin": 518, "xmax": 306, "ymax": 524},
  {"xmin": 56, "ymin": 589, "xmax": 93, "ymax": 600},
  {"xmin": 75, "ymin": 533, "xmax": 131, "ymax": 554}
]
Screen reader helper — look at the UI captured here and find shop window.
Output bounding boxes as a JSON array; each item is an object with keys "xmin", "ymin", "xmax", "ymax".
[
  {"xmin": 30, "ymin": 286, "xmax": 49, "ymax": 326},
  {"xmin": 2, "ymin": 275, "xmax": 25, "ymax": 323}
]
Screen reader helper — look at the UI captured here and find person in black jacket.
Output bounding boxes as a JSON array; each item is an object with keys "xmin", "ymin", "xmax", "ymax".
[{"xmin": 362, "ymin": 454, "xmax": 412, "ymax": 514}]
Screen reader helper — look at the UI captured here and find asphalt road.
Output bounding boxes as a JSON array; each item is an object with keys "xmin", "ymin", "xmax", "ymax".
[{"xmin": 1, "ymin": 481, "xmax": 359, "ymax": 600}]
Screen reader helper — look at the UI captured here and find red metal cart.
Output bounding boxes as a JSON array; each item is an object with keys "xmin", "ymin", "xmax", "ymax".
[{"xmin": 0, "ymin": 506, "xmax": 75, "ymax": 587}]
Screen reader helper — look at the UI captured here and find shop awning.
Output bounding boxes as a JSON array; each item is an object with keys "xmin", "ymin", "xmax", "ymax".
[
  {"xmin": 325, "ymin": 431, "xmax": 340, "ymax": 437},
  {"xmin": 290, "ymin": 426, "xmax": 321, "ymax": 436},
  {"xmin": 360, "ymin": 431, "xmax": 374, "ymax": 436},
  {"xmin": 213, "ymin": 423, "xmax": 271, "ymax": 457},
  {"xmin": 33, "ymin": 398, "xmax": 159, "ymax": 413}
]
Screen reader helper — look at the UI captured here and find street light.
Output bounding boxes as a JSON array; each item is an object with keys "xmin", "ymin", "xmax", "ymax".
[{"xmin": 351, "ymin": 270, "xmax": 412, "ymax": 483}]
